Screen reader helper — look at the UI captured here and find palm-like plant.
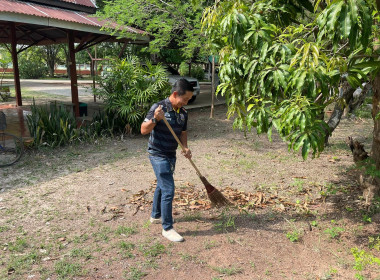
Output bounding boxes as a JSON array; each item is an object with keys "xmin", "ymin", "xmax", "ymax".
[{"xmin": 95, "ymin": 56, "xmax": 171, "ymax": 133}]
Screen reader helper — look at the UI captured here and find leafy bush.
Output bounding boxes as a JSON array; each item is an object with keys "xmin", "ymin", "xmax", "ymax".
[
  {"xmin": 19, "ymin": 56, "xmax": 47, "ymax": 79},
  {"xmin": 26, "ymin": 100, "xmax": 129, "ymax": 148},
  {"xmin": 351, "ymin": 247, "xmax": 380, "ymax": 279},
  {"xmin": 94, "ymin": 56, "xmax": 171, "ymax": 134},
  {"xmin": 26, "ymin": 101, "xmax": 86, "ymax": 147},
  {"xmin": 178, "ymin": 62, "xmax": 205, "ymax": 80},
  {"xmin": 0, "ymin": 49, "xmax": 12, "ymax": 87},
  {"xmin": 89, "ymin": 109, "xmax": 126, "ymax": 137}
]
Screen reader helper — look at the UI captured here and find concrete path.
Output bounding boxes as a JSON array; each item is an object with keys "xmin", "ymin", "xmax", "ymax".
[
  {"xmin": 2, "ymin": 79, "xmax": 225, "ymax": 106},
  {"xmin": 2, "ymin": 79, "xmax": 94, "ymax": 97},
  {"xmin": 1, "ymin": 80, "xmax": 226, "ymax": 137}
]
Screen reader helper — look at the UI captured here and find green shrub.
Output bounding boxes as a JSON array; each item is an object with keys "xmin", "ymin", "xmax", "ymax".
[
  {"xmin": 19, "ymin": 57, "xmax": 47, "ymax": 79},
  {"xmin": 26, "ymin": 101, "xmax": 86, "ymax": 147},
  {"xmin": 324, "ymin": 226, "xmax": 344, "ymax": 239},
  {"xmin": 94, "ymin": 56, "xmax": 171, "ymax": 133},
  {"xmin": 178, "ymin": 62, "xmax": 205, "ymax": 80},
  {"xmin": 89, "ymin": 109, "xmax": 126, "ymax": 137},
  {"xmin": 351, "ymin": 247, "xmax": 380, "ymax": 279},
  {"xmin": 26, "ymin": 100, "xmax": 130, "ymax": 148}
]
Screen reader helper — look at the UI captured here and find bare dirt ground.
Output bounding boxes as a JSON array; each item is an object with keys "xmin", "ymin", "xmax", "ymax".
[{"xmin": 1, "ymin": 104, "xmax": 380, "ymax": 280}]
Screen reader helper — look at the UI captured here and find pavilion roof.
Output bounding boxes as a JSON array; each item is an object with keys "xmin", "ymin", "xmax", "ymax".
[
  {"xmin": 0, "ymin": 0, "xmax": 149, "ymax": 45},
  {"xmin": 57, "ymin": 0, "xmax": 97, "ymax": 8}
]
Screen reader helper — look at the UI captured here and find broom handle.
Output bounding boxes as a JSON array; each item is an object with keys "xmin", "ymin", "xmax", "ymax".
[{"xmin": 161, "ymin": 116, "xmax": 204, "ymax": 178}]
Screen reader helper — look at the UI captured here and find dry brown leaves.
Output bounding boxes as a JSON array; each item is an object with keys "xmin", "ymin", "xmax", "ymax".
[{"xmin": 127, "ymin": 182, "xmax": 277, "ymax": 212}]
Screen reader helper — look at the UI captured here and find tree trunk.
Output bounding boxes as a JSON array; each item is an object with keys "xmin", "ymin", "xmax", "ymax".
[
  {"xmin": 43, "ymin": 45, "xmax": 61, "ymax": 78},
  {"xmin": 324, "ymin": 82, "xmax": 370, "ymax": 144},
  {"xmin": 48, "ymin": 59, "xmax": 55, "ymax": 78},
  {"xmin": 210, "ymin": 55, "xmax": 215, "ymax": 118},
  {"xmin": 372, "ymin": 74, "xmax": 380, "ymax": 170},
  {"xmin": 64, "ymin": 46, "xmax": 70, "ymax": 78},
  {"xmin": 370, "ymin": 0, "xmax": 380, "ymax": 195},
  {"xmin": 325, "ymin": 82, "xmax": 355, "ymax": 141}
]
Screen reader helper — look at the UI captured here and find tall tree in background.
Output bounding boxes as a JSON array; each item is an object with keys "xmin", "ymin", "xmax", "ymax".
[
  {"xmin": 96, "ymin": 0, "xmax": 213, "ymax": 62},
  {"xmin": 41, "ymin": 45, "xmax": 65, "ymax": 77}
]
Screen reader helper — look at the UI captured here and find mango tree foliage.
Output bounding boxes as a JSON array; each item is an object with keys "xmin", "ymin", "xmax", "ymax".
[
  {"xmin": 202, "ymin": 0, "xmax": 380, "ymax": 159},
  {"xmin": 97, "ymin": 0, "xmax": 213, "ymax": 60}
]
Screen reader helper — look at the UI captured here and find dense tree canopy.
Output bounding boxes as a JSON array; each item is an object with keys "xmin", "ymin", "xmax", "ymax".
[
  {"xmin": 202, "ymin": 0, "xmax": 380, "ymax": 159},
  {"xmin": 96, "ymin": 0, "xmax": 214, "ymax": 61}
]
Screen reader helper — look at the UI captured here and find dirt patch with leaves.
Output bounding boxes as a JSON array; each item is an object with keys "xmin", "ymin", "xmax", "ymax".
[{"xmin": 1, "ymin": 104, "xmax": 380, "ymax": 280}]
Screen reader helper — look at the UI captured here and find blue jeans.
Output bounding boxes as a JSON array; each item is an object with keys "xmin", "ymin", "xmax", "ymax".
[{"xmin": 149, "ymin": 155, "xmax": 176, "ymax": 231}]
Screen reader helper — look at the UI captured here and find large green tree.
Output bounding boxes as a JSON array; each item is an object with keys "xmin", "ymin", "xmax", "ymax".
[
  {"xmin": 41, "ymin": 45, "xmax": 65, "ymax": 77},
  {"xmin": 203, "ymin": 0, "xmax": 379, "ymax": 154},
  {"xmin": 203, "ymin": 0, "xmax": 380, "ymax": 193},
  {"xmin": 96, "ymin": 0, "xmax": 213, "ymax": 61}
]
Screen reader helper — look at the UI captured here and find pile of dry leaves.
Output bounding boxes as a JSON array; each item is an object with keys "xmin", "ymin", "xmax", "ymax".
[{"xmin": 127, "ymin": 181, "xmax": 278, "ymax": 212}]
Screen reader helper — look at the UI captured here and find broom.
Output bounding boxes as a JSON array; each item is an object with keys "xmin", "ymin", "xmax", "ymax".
[{"xmin": 162, "ymin": 116, "xmax": 230, "ymax": 207}]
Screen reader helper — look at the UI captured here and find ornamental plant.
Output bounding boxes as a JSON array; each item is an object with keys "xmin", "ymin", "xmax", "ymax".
[{"xmin": 94, "ymin": 56, "xmax": 171, "ymax": 133}]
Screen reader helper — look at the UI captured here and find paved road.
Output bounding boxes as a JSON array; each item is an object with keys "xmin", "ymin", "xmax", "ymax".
[
  {"xmin": 2, "ymin": 80, "xmax": 225, "ymax": 136},
  {"xmin": 2, "ymin": 79, "xmax": 225, "ymax": 108},
  {"xmin": 2, "ymin": 79, "xmax": 94, "ymax": 97}
]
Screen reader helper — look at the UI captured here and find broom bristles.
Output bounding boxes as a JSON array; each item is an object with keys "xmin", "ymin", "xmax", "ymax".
[
  {"xmin": 199, "ymin": 176, "xmax": 231, "ymax": 207},
  {"xmin": 208, "ymin": 188, "xmax": 231, "ymax": 207}
]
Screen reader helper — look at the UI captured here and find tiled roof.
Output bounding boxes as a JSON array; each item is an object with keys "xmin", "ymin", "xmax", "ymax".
[
  {"xmin": 59, "ymin": 0, "xmax": 96, "ymax": 8},
  {"xmin": 0, "ymin": 0, "xmax": 145, "ymax": 34}
]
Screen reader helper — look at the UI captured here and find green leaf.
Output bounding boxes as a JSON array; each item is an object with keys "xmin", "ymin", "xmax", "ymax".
[
  {"xmin": 260, "ymin": 42, "xmax": 269, "ymax": 61},
  {"xmin": 273, "ymin": 70, "xmax": 279, "ymax": 90},
  {"xmin": 348, "ymin": 0, "xmax": 358, "ymax": 24},
  {"xmin": 300, "ymin": 43, "xmax": 311, "ymax": 67},
  {"xmin": 277, "ymin": 70, "xmax": 287, "ymax": 88},
  {"xmin": 348, "ymin": 68, "xmax": 366, "ymax": 79},
  {"xmin": 326, "ymin": 1, "xmax": 344, "ymax": 34},
  {"xmin": 302, "ymin": 138, "xmax": 311, "ymax": 160},
  {"xmin": 294, "ymin": 133, "xmax": 307, "ymax": 151},
  {"xmin": 353, "ymin": 61, "xmax": 380, "ymax": 69},
  {"xmin": 360, "ymin": 4, "xmax": 373, "ymax": 49},
  {"xmin": 346, "ymin": 75, "xmax": 361, "ymax": 88},
  {"xmin": 300, "ymin": 114, "xmax": 306, "ymax": 131},
  {"xmin": 296, "ymin": 71, "xmax": 307, "ymax": 92},
  {"xmin": 339, "ymin": 4, "xmax": 351, "ymax": 38},
  {"xmin": 349, "ymin": 23, "xmax": 359, "ymax": 49}
]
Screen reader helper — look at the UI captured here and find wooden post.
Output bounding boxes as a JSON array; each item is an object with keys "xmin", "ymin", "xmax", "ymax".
[
  {"xmin": 17, "ymin": 107, "xmax": 26, "ymax": 137},
  {"xmin": 210, "ymin": 55, "xmax": 215, "ymax": 119},
  {"xmin": 93, "ymin": 46, "xmax": 97, "ymax": 102},
  {"xmin": 10, "ymin": 23, "xmax": 22, "ymax": 106},
  {"xmin": 91, "ymin": 59, "xmax": 96, "ymax": 102},
  {"xmin": 68, "ymin": 30, "xmax": 80, "ymax": 117}
]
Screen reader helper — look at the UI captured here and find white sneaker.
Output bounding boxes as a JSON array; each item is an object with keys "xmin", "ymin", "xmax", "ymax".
[
  {"xmin": 162, "ymin": 229, "xmax": 184, "ymax": 242},
  {"xmin": 150, "ymin": 217, "xmax": 161, "ymax": 224},
  {"xmin": 149, "ymin": 217, "xmax": 175, "ymax": 224}
]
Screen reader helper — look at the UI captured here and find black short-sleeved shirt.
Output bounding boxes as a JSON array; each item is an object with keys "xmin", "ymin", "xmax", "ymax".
[{"xmin": 144, "ymin": 98, "xmax": 188, "ymax": 158}]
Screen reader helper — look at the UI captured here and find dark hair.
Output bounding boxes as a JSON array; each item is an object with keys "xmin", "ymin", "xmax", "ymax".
[{"xmin": 172, "ymin": 78, "xmax": 194, "ymax": 96}]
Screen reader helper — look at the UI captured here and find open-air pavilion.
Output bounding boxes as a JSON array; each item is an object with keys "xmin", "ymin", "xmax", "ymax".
[{"xmin": 0, "ymin": 0, "xmax": 149, "ymax": 116}]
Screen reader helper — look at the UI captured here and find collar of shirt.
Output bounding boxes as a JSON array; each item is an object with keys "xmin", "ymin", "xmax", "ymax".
[{"xmin": 164, "ymin": 98, "xmax": 180, "ymax": 113}]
